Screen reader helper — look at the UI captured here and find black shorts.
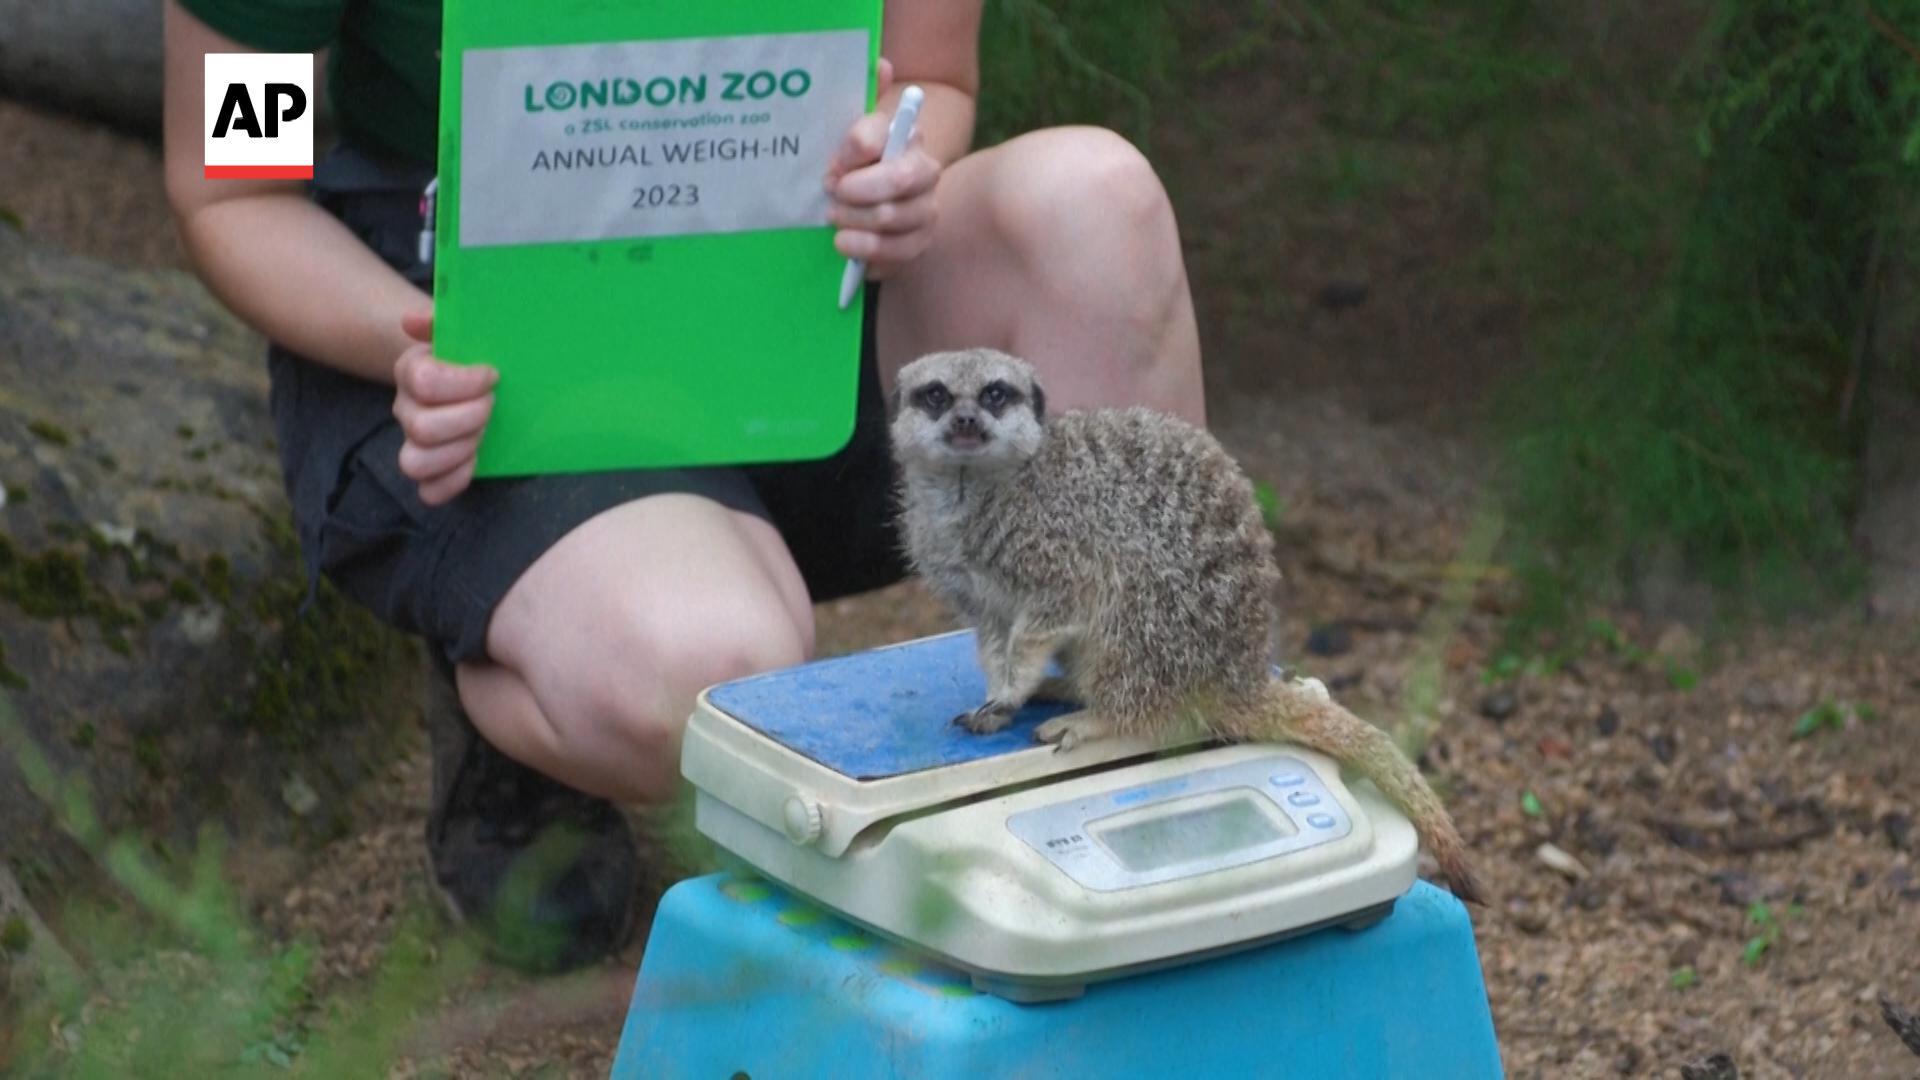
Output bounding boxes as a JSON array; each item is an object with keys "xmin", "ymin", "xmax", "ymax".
[{"xmin": 272, "ymin": 147, "xmax": 907, "ymax": 665}]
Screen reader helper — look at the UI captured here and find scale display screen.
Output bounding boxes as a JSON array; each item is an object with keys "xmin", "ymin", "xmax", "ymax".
[
  {"xmin": 1006, "ymin": 753, "xmax": 1355, "ymax": 891},
  {"xmin": 1092, "ymin": 793, "xmax": 1295, "ymax": 872}
]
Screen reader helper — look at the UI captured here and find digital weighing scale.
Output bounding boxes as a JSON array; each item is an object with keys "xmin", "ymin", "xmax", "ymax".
[{"xmin": 681, "ymin": 630, "xmax": 1421, "ymax": 1001}]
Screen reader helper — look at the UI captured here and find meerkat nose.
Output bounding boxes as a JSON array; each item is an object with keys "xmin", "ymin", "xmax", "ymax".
[{"xmin": 944, "ymin": 412, "xmax": 991, "ymax": 448}]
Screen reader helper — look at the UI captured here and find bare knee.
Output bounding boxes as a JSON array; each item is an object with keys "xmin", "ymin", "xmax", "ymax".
[
  {"xmin": 990, "ymin": 127, "xmax": 1181, "ymax": 284},
  {"xmin": 636, "ymin": 601, "xmax": 811, "ymax": 712},
  {"xmin": 976, "ymin": 127, "xmax": 1198, "ymax": 416},
  {"xmin": 574, "ymin": 600, "xmax": 809, "ymax": 801}
]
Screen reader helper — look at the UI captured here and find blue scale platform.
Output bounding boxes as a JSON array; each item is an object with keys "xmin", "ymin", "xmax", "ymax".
[
  {"xmin": 705, "ymin": 630, "xmax": 1078, "ymax": 779},
  {"xmin": 612, "ymin": 873, "xmax": 1504, "ymax": 1078}
]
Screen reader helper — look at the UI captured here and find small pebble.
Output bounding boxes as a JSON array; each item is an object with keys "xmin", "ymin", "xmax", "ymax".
[
  {"xmin": 1536, "ymin": 842, "xmax": 1590, "ymax": 880},
  {"xmin": 1680, "ymin": 1052, "xmax": 1740, "ymax": 1080},
  {"xmin": 1654, "ymin": 623, "xmax": 1700, "ymax": 663},
  {"xmin": 1316, "ymin": 539, "xmax": 1363, "ymax": 576},
  {"xmin": 180, "ymin": 605, "xmax": 224, "ymax": 647},
  {"xmin": 1512, "ymin": 907, "xmax": 1550, "ymax": 934},
  {"xmin": 281, "ymin": 774, "xmax": 319, "ymax": 817},
  {"xmin": 93, "ymin": 521, "xmax": 137, "ymax": 548},
  {"xmin": 1479, "ymin": 690, "xmax": 1518, "ymax": 722},
  {"xmin": 1882, "ymin": 812, "xmax": 1912, "ymax": 851},
  {"xmin": 1647, "ymin": 731, "xmax": 1678, "ymax": 764},
  {"xmin": 1711, "ymin": 870, "xmax": 1764, "ymax": 908},
  {"xmin": 1668, "ymin": 938, "xmax": 1702, "ymax": 968}
]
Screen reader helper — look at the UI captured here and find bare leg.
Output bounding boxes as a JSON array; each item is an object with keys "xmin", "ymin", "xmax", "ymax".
[
  {"xmin": 875, "ymin": 126, "xmax": 1205, "ymax": 425},
  {"xmin": 459, "ymin": 495, "xmax": 815, "ymax": 805}
]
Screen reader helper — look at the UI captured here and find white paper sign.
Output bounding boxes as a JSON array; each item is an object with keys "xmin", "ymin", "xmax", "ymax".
[{"xmin": 458, "ymin": 30, "xmax": 869, "ymax": 248}]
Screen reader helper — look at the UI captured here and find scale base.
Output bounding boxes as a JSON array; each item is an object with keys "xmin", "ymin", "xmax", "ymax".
[
  {"xmin": 964, "ymin": 897, "xmax": 1400, "ymax": 1003},
  {"xmin": 613, "ymin": 873, "xmax": 1503, "ymax": 1079}
]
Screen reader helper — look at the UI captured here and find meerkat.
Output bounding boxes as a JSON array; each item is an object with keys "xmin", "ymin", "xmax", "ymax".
[{"xmin": 888, "ymin": 347, "xmax": 1484, "ymax": 905}]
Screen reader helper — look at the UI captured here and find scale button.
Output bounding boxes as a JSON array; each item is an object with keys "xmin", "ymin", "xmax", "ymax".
[
  {"xmin": 1268, "ymin": 772, "xmax": 1307, "ymax": 788},
  {"xmin": 783, "ymin": 795, "xmax": 826, "ymax": 846},
  {"xmin": 1306, "ymin": 813, "xmax": 1337, "ymax": 829},
  {"xmin": 1286, "ymin": 791, "xmax": 1321, "ymax": 808}
]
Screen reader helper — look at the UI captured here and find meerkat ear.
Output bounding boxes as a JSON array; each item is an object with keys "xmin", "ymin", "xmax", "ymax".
[{"xmin": 1030, "ymin": 380, "xmax": 1047, "ymax": 422}]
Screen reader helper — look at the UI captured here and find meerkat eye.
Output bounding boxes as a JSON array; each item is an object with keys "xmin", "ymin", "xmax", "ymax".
[
  {"xmin": 977, "ymin": 379, "xmax": 1023, "ymax": 416},
  {"xmin": 910, "ymin": 381, "xmax": 953, "ymax": 416}
]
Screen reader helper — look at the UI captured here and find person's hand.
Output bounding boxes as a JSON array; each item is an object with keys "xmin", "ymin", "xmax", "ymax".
[
  {"xmin": 392, "ymin": 309, "xmax": 497, "ymax": 506},
  {"xmin": 824, "ymin": 59, "xmax": 941, "ymax": 280}
]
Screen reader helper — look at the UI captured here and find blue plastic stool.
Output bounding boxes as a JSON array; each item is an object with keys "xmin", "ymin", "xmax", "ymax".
[{"xmin": 611, "ymin": 872, "xmax": 1504, "ymax": 1078}]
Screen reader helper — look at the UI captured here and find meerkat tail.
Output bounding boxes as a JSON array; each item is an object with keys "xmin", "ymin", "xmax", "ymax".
[{"xmin": 1215, "ymin": 681, "xmax": 1486, "ymax": 906}]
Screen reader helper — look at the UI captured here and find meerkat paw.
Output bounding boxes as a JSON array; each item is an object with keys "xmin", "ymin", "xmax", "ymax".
[
  {"xmin": 1033, "ymin": 714, "xmax": 1113, "ymax": 753},
  {"xmin": 953, "ymin": 702, "xmax": 1016, "ymax": 735}
]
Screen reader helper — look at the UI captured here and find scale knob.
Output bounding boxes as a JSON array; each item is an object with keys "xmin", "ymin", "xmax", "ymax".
[{"xmin": 783, "ymin": 795, "xmax": 826, "ymax": 846}]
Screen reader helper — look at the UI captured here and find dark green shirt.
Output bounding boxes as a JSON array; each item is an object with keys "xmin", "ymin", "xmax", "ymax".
[{"xmin": 180, "ymin": 0, "xmax": 441, "ymax": 166}]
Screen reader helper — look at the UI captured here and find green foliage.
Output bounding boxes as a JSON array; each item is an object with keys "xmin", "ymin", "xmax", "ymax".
[
  {"xmin": 25, "ymin": 420, "xmax": 70, "ymax": 447},
  {"xmin": 1669, "ymin": 964, "xmax": 1698, "ymax": 990},
  {"xmin": 1288, "ymin": 0, "xmax": 1569, "ymax": 141},
  {"xmin": 0, "ymin": 701, "xmax": 481, "ymax": 1077},
  {"xmin": 1480, "ymin": 615, "xmax": 1702, "ymax": 690},
  {"xmin": 1493, "ymin": 1, "xmax": 1920, "ymax": 634},
  {"xmin": 0, "ymin": 637, "xmax": 25, "ymax": 691},
  {"xmin": 1742, "ymin": 899, "xmax": 1804, "ymax": 967},
  {"xmin": 1249, "ymin": 1, "xmax": 1920, "ymax": 638},
  {"xmin": 1, "ymin": 916, "xmax": 29, "ymax": 954},
  {"xmin": 975, "ymin": 0, "xmax": 1179, "ymax": 147},
  {"xmin": 1791, "ymin": 698, "xmax": 1872, "ymax": 739},
  {"xmin": 1519, "ymin": 789, "xmax": 1544, "ymax": 817},
  {"xmin": 0, "ymin": 535, "xmax": 142, "ymax": 652},
  {"xmin": 1396, "ymin": 505, "xmax": 1507, "ymax": 758},
  {"xmin": 1252, "ymin": 480, "xmax": 1285, "ymax": 529},
  {"xmin": 1481, "ymin": 651, "xmax": 1536, "ymax": 683}
]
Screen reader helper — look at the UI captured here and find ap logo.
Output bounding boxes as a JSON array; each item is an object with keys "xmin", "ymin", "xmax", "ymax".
[{"xmin": 204, "ymin": 53, "xmax": 315, "ymax": 179}]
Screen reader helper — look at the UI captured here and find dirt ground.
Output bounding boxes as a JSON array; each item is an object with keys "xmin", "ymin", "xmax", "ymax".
[{"xmin": 4, "ymin": 65, "xmax": 1918, "ymax": 1079}]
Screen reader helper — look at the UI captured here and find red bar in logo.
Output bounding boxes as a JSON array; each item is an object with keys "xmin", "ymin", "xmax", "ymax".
[{"xmin": 204, "ymin": 164, "xmax": 315, "ymax": 179}]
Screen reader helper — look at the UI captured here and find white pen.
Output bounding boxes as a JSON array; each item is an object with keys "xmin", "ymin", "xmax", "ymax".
[{"xmin": 838, "ymin": 84, "xmax": 924, "ymax": 309}]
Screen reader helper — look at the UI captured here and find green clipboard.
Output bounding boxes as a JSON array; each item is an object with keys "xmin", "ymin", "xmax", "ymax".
[{"xmin": 433, "ymin": 1, "xmax": 885, "ymax": 477}]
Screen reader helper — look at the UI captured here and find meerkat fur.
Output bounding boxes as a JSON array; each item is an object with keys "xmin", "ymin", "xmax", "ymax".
[{"xmin": 888, "ymin": 347, "xmax": 1484, "ymax": 905}]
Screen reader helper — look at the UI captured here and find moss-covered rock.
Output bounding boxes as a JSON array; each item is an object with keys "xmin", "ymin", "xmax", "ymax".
[
  {"xmin": 0, "ymin": 0, "xmax": 163, "ymax": 134},
  {"xmin": 0, "ymin": 227, "xmax": 419, "ymax": 907}
]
